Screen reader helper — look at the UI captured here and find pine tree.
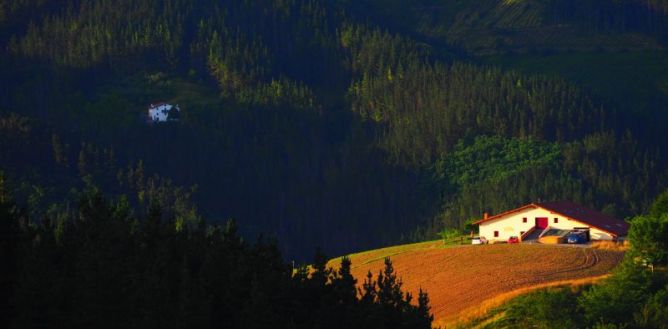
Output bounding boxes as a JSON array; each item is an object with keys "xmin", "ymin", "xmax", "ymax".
[{"xmin": 377, "ymin": 258, "xmax": 403, "ymax": 307}]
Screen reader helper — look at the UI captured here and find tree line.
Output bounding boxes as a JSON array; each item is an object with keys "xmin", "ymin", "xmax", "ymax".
[{"xmin": 0, "ymin": 175, "xmax": 432, "ymax": 329}]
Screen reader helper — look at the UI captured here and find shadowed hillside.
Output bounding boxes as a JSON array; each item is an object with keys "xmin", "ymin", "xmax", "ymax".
[{"xmin": 0, "ymin": 0, "xmax": 667, "ymax": 260}]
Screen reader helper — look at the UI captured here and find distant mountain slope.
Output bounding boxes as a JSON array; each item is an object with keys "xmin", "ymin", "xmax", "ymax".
[
  {"xmin": 349, "ymin": 0, "xmax": 668, "ymax": 55},
  {"xmin": 482, "ymin": 49, "xmax": 668, "ymax": 117},
  {"xmin": 350, "ymin": 0, "xmax": 668, "ymax": 116}
]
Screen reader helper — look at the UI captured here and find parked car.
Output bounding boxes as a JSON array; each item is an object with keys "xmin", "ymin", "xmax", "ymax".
[
  {"xmin": 508, "ymin": 236, "xmax": 520, "ymax": 244},
  {"xmin": 471, "ymin": 236, "xmax": 488, "ymax": 245},
  {"xmin": 567, "ymin": 232, "xmax": 587, "ymax": 244}
]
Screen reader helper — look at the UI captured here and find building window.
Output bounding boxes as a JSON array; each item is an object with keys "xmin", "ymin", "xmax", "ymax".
[
  {"xmin": 554, "ymin": 218, "xmax": 559, "ymax": 223},
  {"xmin": 523, "ymin": 217, "xmax": 527, "ymax": 223},
  {"xmin": 494, "ymin": 231, "xmax": 499, "ymax": 237}
]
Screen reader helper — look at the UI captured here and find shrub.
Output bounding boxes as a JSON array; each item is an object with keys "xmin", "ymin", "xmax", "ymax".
[
  {"xmin": 502, "ymin": 288, "xmax": 582, "ymax": 329},
  {"xmin": 579, "ymin": 264, "xmax": 653, "ymax": 326}
]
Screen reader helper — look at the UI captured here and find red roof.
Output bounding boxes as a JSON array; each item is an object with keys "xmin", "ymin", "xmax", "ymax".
[
  {"xmin": 149, "ymin": 102, "xmax": 168, "ymax": 109},
  {"xmin": 474, "ymin": 201, "xmax": 629, "ymax": 237}
]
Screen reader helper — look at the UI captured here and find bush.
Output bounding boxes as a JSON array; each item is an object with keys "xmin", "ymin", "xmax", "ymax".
[
  {"xmin": 502, "ymin": 288, "xmax": 583, "ymax": 329},
  {"xmin": 634, "ymin": 286, "xmax": 668, "ymax": 329},
  {"xmin": 579, "ymin": 264, "xmax": 653, "ymax": 326},
  {"xmin": 627, "ymin": 214, "xmax": 668, "ymax": 268},
  {"xmin": 439, "ymin": 228, "xmax": 461, "ymax": 241},
  {"xmin": 650, "ymin": 189, "xmax": 668, "ymax": 217}
]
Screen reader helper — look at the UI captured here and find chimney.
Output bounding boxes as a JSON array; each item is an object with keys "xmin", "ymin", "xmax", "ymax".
[{"xmin": 483, "ymin": 212, "xmax": 489, "ymax": 220}]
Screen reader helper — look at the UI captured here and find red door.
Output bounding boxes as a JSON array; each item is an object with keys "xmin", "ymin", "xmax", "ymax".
[{"xmin": 535, "ymin": 217, "xmax": 548, "ymax": 229}]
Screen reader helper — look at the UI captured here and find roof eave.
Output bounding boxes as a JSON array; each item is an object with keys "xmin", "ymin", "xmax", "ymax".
[{"xmin": 473, "ymin": 203, "xmax": 539, "ymax": 225}]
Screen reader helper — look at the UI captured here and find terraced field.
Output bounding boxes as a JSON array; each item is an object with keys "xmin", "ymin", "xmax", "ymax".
[{"xmin": 329, "ymin": 241, "xmax": 624, "ymax": 327}]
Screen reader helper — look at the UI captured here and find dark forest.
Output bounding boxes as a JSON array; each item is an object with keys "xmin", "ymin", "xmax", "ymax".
[{"xmin": 1, "ymin": 0, "xmax": 668, "ymax": 260}]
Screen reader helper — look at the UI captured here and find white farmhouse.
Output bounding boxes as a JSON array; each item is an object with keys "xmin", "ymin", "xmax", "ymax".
[
  {"xmin": 147, "ymin": 102, "xmax": 180, "ymax": 123},
  {"xmin": 474, "ymin": 201, "xmax": 628, "ymax": 243}
]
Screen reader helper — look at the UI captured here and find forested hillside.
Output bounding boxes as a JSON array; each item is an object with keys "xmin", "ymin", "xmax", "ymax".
[{"xmin": 1, "ymin": 0, "xmax": 667, "ymax": 260}]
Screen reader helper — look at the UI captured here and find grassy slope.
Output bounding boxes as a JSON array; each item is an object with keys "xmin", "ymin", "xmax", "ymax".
[{"xmin": 329, "ymin": 240, "xmax": 624, "ymax": 327}]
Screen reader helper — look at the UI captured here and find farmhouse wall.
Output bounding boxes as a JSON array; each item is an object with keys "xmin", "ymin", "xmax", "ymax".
[{"xmin": 479, "ymin": 207, "xmax": 614, "ymax": 242}]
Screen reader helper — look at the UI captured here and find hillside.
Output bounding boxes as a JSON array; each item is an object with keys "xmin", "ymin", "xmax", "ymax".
[
  {"xmin": 352, "ymin": 0, "xmax": 668, "ymax": 115},
  {"xmin": 352, "ymin": 0, "xmax": 668, "ymax": 52},
  {"xmin": 1, "ymin": 0, "xmax": 667, "ymax": 261},
  {"xmin": 3, "ymin": 1, "xmax": 668, "ymax": 328},
  {"xmin": 329, "ymin": 241, "xmax": 625, "ymax": 327}
]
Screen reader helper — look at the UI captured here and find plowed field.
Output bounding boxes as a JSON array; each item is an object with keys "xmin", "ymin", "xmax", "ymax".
[{"xmin": 328, "ymin": 241, "xmax": 624, "ymax": 326}]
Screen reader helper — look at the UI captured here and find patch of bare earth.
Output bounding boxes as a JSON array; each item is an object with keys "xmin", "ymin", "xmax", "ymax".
[{"xmin": 329, "ymin": 242, "xmax": 624, "ymax": 326}]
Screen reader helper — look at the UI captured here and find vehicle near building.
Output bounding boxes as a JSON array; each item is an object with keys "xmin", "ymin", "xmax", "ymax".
[
  {"xmin": 471, "ymin": 236, "xmax": 488, "ymax": 245},
  {"xmin": 567, "ymin": 231, "xmax": 588, "ymax": 244}
]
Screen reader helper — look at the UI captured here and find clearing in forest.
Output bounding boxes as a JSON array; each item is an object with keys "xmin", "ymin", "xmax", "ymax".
[{"xmin": 329, "ymin": 241, "xmax": 624, "ymax": 327}]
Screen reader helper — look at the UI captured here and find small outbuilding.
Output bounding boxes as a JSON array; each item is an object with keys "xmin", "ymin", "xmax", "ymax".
[
  {"xmin": 474, "ymin": 201, "xmax": 628, "ymax": 243},
  {"xmin": 147, "ymin": 102, "xmax": 180, "ymax": 123}
]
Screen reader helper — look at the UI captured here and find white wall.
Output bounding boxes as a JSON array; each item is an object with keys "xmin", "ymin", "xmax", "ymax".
[
  {"xmin": 149, "ymin": 104, "xmax": 173, "ymax": 122},
  {"xmin": 479, "ymin": 206, "xmax": 614, "ymax": 242}
]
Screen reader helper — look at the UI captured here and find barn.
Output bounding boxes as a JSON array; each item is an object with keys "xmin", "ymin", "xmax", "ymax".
[{"xmin": 474, "ymin": 201, "xmax": 629, "ymax": 243}]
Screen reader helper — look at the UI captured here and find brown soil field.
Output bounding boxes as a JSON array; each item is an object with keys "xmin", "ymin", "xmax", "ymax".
[{"xmin": 328, "ymin": 240, "xmax": 624, "ymax": 327}]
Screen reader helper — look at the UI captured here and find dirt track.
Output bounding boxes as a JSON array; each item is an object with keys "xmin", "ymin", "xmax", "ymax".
[{"xmin": 329, "ymin": 241, "xmax": 624, "ymax": 325}]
